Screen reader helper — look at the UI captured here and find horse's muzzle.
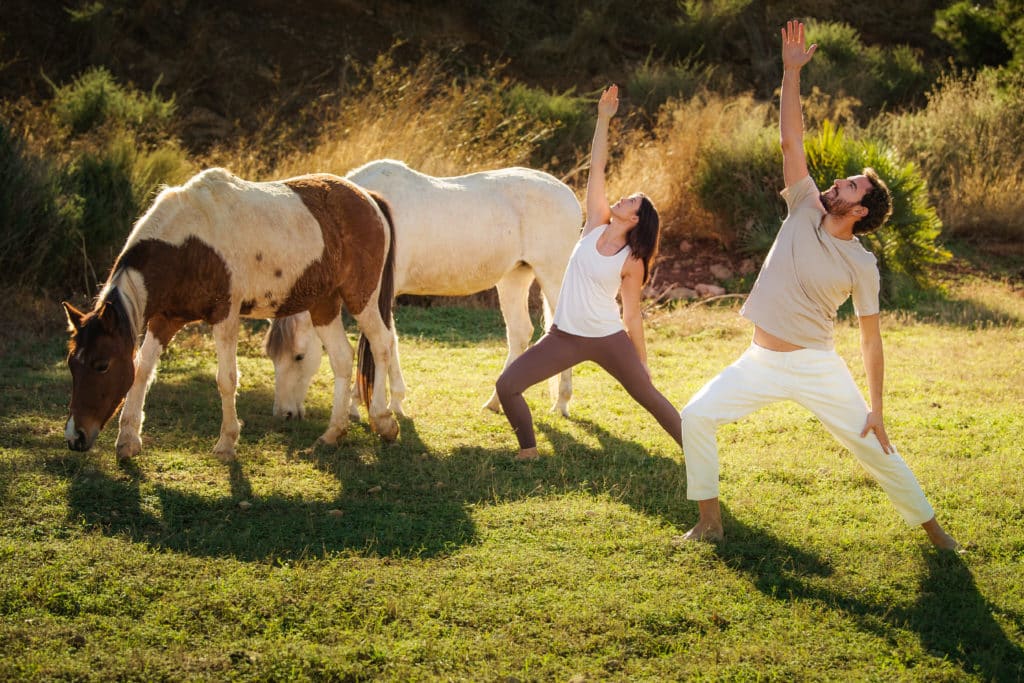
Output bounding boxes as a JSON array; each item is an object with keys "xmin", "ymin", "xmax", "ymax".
[{"xmin": 65, "ymin": 417, "xmax": 94, "ymax": 451}]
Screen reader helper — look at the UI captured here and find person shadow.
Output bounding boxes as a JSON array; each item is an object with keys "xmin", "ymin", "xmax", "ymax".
[
  {"xmin": 709, "ymin": 500, "xmax": 1023, "ymax": 680},
  {"xmin": 538, "ymin": 416, "xmax": 1022, "ymax": 680}
]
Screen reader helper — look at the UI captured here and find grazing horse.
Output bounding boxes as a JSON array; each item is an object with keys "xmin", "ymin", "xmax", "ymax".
[
  {"xmin": 265, "ymin": 159, "xmax": 582, "ymax": 420},
  {"xmin": 62, "ymin": 168, "xmax": 399, "ymax": 461}
]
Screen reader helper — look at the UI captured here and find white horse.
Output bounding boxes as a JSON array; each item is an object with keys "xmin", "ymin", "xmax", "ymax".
[{"xmin": 265, "ymin": 159, "xmax": 582, "ymax": 420}]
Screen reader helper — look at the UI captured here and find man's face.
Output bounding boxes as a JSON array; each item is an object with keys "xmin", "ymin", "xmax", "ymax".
[{"xmin": 821, "ymin": 174, "xmax": 871, "ymax": 216}]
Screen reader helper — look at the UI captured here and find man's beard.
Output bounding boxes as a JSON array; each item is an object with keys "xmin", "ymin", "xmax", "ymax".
[{"xmin": 820, "ymin": 191, "xmax": 854, "ymax": 217}]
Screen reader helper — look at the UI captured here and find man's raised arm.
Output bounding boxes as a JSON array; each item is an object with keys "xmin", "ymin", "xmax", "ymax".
[{"xmin": 780, "ymin": 20, "xmax": 817, "ymax": 188}]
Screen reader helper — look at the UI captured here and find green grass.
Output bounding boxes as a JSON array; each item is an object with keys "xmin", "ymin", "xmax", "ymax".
[{"xmin": 1, "ymin": 278, "xmax": 1023, "ymax": 681}]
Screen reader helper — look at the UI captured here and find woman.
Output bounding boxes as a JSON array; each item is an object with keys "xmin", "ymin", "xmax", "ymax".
[{"xmin": 495, "ymin": 84, "xmax": 681, "ymax": 461}]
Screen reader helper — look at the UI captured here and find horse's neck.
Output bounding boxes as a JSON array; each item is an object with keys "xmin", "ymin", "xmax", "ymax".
[{"xmin": 104, "ymin": 268, "xmax": 148, "ymax": 341}]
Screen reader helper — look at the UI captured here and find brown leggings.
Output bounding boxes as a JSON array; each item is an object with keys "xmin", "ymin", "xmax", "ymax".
[{"xmin": 495, "ymin": 326, "xmax": 682, "ymax": 450}]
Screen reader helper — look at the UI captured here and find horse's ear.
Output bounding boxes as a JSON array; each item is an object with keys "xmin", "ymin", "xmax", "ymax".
[
  {"xmin": 62, "ymin": 301, "xmax": 85, "ymax": 332},
  {"xmin": 97, "ymin": 295, "xmax": 123, "ymax": 333}
]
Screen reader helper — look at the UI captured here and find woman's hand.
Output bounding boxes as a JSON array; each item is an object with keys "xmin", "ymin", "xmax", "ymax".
[{"xmin": 598, "ymin": 84, "xmax": 619, "ymax": 119}]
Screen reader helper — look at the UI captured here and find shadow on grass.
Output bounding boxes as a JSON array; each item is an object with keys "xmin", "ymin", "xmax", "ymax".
[{"xmin": 715, "ymin": 517, "xmax": 1024, "ymax": 680}]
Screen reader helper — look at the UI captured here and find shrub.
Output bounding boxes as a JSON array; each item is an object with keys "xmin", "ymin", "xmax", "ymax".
[
  {"xmin": 626, "ymin": 55, "xmax": 732, "ymax": 114},
  {"xmin": 50, "ymin": 66, "xmax": 176, "ymax": 139},
  {"xmin": 876, "ymin": 69, "xmax": 1024, "ymax": 240},
  {"xmin": 933, "ymin": 0, "xmax": 1016, "ymax": 69},
  {"xmin": 0, "ymin": 122, "xmax": 67, "ymax": 289},
  {"xmin": 0, "ymin": 69, "xmax": 191, "ymax": 294},
  {"xmin": 801, "ymin": 20, "xmax": 931, "ymax": 117},
  {"xmin": 610, "ymin": 91, "xmax": 774, "ymax": 245}
]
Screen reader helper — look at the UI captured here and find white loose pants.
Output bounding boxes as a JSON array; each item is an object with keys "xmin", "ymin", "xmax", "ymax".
[{"xmin": 680, "ymin": 344, "xmax": 935, "ymax": 525}]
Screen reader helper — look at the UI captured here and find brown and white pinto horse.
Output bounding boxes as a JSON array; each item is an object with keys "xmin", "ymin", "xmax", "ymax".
[{"xmin": 62, "ymin": 168, "xmax": 398, "ymax": 461}]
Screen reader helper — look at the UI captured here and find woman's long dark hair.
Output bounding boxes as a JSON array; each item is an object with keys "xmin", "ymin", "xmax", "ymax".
[{"xmin": 626, "ymin": 195, "xmax": 660, "ymax": 284}]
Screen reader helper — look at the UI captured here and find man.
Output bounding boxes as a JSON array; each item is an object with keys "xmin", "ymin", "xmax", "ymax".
[{"xmin": 679, "ymin": 20, "xmax": 959, "ymax": 549}]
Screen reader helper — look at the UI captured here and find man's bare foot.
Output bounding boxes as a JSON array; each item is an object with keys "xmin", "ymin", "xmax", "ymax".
[
  {"xmin": 922, "ymin": 517, "xmax": 962, "ymax": 551},
  {"xmin": 682, "ymin": 521, "xmax": 724, "ymax": 543},
  {"xmin": 514, "ymin": 447, "xmax": 540, "ymax": 462}
]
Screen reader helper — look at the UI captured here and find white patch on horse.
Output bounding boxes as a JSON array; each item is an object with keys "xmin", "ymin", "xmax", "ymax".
[{"xmin": 121, "ymin": 168, "xmax": 325, "ymax": 318}]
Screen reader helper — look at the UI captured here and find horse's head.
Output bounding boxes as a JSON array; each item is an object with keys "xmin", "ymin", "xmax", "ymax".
[
  {"xmin": 265, "ymin": 312, "xmax": 322, "ymax": 420},
  {"xmin": 62, "ymin": 295, "xmax": 136, "ymax": 451}
]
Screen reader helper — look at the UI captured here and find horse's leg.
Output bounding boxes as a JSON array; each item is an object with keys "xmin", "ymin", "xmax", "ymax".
[
  {"xmin": 386, "ymin": 314, "xmax": 407, "ymax": 417},
  {"xmin": 115, "ymin": 328, "xmax": 164, "ymax": 461},
  {"xmin": 352, "ymin": 308, "xmax": 398, "ymax": 441},
  {"xmin": 484, "ymin": 265, "xmax": 536, "ymax": 412},
  {"xmin": 211, "ymin": 315, "xmax": 242, "ymax": 461},
  {"xmin": 314, "ymin": 315, "xmax": 355, "ymax": 445},
  {"xmin": 533, "ymin": 264, "xmax": 573, "ymax": 416}
]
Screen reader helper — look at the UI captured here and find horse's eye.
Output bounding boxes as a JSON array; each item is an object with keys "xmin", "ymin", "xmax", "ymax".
[
  {"xmin": 294, "ymin": 354, "xmax": 305, "ymax": 362},
  {"xmin": 91, "ymin": 359, "xmax": 110, "ymax": 374}
]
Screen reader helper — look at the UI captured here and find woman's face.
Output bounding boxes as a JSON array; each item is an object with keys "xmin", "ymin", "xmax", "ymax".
[{"xmin": 610, "ymin": 193, "xmax": 644, "ymax": 224}]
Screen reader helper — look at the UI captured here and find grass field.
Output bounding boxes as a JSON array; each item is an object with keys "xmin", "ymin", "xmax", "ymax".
[{"xmin": 1, "ymin": 274, "xmax": 1022, "ymax": 681}]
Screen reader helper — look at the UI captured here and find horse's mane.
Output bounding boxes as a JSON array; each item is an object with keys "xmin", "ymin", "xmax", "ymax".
[{"xmin": 264, "ymin": 313, "xmax": 298, "ymax": 359}]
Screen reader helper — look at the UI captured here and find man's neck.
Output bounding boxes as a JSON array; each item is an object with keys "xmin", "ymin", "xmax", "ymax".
[{"xmin": 821, "ymin": 213, "xmax": 856, "ymax": 241}]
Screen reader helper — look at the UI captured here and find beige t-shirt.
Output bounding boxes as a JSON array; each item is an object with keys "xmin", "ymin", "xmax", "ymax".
[{"xmin": 740, "ymin": 175, "xmax": 880, "ymax": 350}]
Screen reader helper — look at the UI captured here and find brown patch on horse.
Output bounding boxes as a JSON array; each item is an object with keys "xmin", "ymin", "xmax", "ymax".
[
  {"xmin": 281, "ymin": 175, "xmax": 387, "ymax": 325},
  {"xmin": 114, "ymin": 236, "xmax": 232, "ymax": 343}
]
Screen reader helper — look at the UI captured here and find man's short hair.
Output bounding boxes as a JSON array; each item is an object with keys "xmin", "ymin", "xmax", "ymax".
[{"xmin": 855, "ymin": 167, "xmax": 893, "ymax": 235}]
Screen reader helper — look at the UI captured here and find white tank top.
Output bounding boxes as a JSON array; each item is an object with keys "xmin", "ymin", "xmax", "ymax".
[{"xmin": 552, "ymin": 224, "xmax": 630, "ymax": 337}]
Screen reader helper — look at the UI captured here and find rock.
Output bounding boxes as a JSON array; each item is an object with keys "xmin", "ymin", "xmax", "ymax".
[
  {"xmin": 665, "ymin": 286, "xmax": 697, "ymax": 300},
  {"xmin": 739, "ymin": 258, "xmax": 757, "ymax": 275},
  {"xmin": 709, "ymin": 264, "xmax": 733, "ymax": 281},
  {"xmin": 367, "ymin": 485, "xmax": 382, "ymax": 494},
  {"xmin": 237, "ymin": 500, "xmax": 252, "ymax": 510},
  {"xmin": 678, "ymin": 239, "xmax": 693, "ymax": 253},
  {"xmin": 327, "ymin": 509, "xmax": 344, "ymax": 517},
  {"xmin": 695, "ymin": 283, "xmax": 726, "ymax": 297}
]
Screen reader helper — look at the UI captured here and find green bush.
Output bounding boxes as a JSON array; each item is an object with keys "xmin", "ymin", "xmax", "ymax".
[
  {"xmin": 0, "ymin": 122, "xmax": 68, "ymax": 289},
  {"xmin": 933, "ymin": 0, "xmax": 1017, "ymax": 69},
  {"xmin": 502, "ymin": 84, "xmax": 590, "ymax": 165},
  {"xmin": 627, "ymin": 55, "xmax": 731, "ymax": 114},
  {"xmin": 694, "ymin": 120, "xmax": 947, "ymax": 304},
  {"xmin": 0, "ymin": 69, "xmax": 191, "ymax": 294},
  {"xmin": 802, "ymin": 20, "xmax": 931, "ymax": 116},
  {"xmin": 50, "ymin": 66, "xmax": 176, "ymax": 139},
  {"xmin": 693, "ymin": 124, "xmax": 782, "ymax": 250}
]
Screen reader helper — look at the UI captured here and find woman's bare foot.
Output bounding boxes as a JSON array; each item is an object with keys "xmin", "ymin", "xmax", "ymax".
[{"xmin": 514, "ymin": 447, "xmax": 540, "ymax": 462}]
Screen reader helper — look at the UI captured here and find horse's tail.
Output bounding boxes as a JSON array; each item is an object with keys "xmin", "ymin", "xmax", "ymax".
[{"xmin": 357, "ymin": 192, "xmax": 396, "ymax": 410}]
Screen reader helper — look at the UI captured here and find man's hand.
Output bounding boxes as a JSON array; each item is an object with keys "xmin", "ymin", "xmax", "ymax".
[
  {"xmin": 781, "ymin": 20, "xmax": 817, "ymax": 70},
  {"xmin": 860, "ymin": 411, "xmax": 893, "ymax": 454}
]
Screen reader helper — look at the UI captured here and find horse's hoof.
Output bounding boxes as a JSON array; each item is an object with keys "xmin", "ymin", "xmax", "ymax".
[
  {"xmin": 372, "ymin": 415, "xmax": 399, "ymax": 442},
  {"xmin": 115, "ymin": 435, "xmax": 142, "ymax": 462},
  {"xmin": 212, "ymin": 439, "xmax": 237, "ymax": 462},
  {"xmin": 551, "ymin": 401, "xmax": 570, "ymax": 418},
  {"xmin": 318, "ymin": 426, "xmax": 348, "ymax": 446}
]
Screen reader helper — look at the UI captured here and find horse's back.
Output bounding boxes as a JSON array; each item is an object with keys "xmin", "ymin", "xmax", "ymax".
[{"xmin": 346, "ymin": 160, "xmax": 581, "ymax": 294}]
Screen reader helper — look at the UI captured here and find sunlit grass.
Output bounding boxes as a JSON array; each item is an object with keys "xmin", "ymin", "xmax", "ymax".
[{"xmin": 1, "ymin": 276, "xmax": 1022, "ymax": 680}]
